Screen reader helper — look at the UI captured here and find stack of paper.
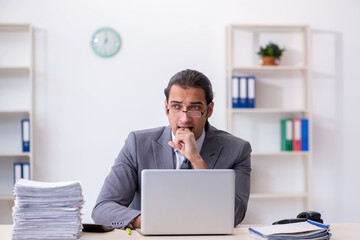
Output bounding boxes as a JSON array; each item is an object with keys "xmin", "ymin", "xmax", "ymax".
[
  {"xmin": 12, "ymin": 179, "xmax": 84, "ymax": 240},
  {"xmin": 249, "ymin": 220, "xmax": 331, "ymax": 239}
]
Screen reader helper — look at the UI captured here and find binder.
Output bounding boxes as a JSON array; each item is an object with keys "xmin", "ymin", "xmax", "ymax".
[
  {"xmin": 239, "ymin": 77, "xmax": 247, "ymax": 108},
  {"xmin": 14, "ymin": 163, "xmax": 22, "ymax": 184},
  {"xmin": 281, "ymin": 119, "xmax": 293, "ymax": 151},
  {"xmin": 301, "ymin": 118, "xmax": 309, "ymax": 151},
  {"xmin": 232, "ymin": 76, "xmax": 240, "ymax": 108},
  {"xmin": 293, "ymin": 118, "xmax": 301, "ymax": 151},
  {"xmin": 247, "ymin": 76, "xmax": 256, "ymax": 108},
  {"xmin": 21, "ymin": 119, "xmax": 30, "ymax": 152},
  {"xmin": 23, "ymin": 163, "xmax": 30, "ymax": 180},
  {"xmin": 13, "ymin": 162, "xmax": 31, "ymax": 184}
]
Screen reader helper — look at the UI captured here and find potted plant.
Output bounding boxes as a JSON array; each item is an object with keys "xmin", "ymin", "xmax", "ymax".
[{"xmin": 257, "ymin": 42, "xmax": 285, "ymax": 66}]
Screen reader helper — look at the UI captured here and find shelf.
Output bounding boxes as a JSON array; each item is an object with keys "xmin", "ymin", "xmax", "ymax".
[
  {"xmin": 0, "ymin": 111, "xmax": 30, "ymax": 119},
  {"xmin": 250, "ymin": 193, "xmax": 308, "ymax": 199},
  {"xmin": 0, "ymin": 24, "xmax": 31, "ymax": 31},
  {"xmin": 0, "ymin": 152, "xmax": 31, "ymax": 157},
  {"xmin": 252, "ymin": 151, "xmax": 310, "ymax": 157},
  {"xmin": 0, "ymin": 195, "xmax": 15, "ymax": 201},
  {"xmin": 226, "ymin": 24, "xmax": 311, "ymax": 224},
  {"xmin": 0, "ymin": 67, "xmax": 30, "ymax": 73},
  {"xmin": 229, "ymin": 24, "xmax": 308, "ymax": 32},
  {"xmin": 0, "ymin": 110, "xmax": 30, "ymax": 115},
  {"xmin": 0, "ymin": 23, "xmax": 33, "ymax": 224},
  {"xmin": 227, "ymin": 108, "xmax": 308, "ymax": 114},
  {"xmin": 230, "ymin": 66, "xmax": 307, "ymax": 72}
]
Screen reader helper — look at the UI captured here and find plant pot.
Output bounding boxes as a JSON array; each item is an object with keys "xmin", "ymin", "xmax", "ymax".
[{"xmin": 261, "ymin": 56, "xmax": 277, "ymax": 66}]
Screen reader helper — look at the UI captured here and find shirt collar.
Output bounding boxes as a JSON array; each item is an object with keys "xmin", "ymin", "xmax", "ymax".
[{"xmin": 171, "ymin": 128, "xmax": 206, "ymax": 153}]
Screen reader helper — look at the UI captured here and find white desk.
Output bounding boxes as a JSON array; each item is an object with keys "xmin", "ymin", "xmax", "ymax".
[{"xmin": 1, "ymin": 223, "xmax": 359, "ymax": 239}]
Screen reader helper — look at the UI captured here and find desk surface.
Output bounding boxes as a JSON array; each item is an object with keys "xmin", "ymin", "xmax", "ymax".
[{"xmin": 1, "ymin": 223, "xmax": 359, "ymax": 240}]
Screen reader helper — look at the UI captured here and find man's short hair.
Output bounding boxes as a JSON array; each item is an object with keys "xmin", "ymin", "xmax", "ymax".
[{"xmin": 164, "ymin": 69, "xmax": 214, "ymax": 105}]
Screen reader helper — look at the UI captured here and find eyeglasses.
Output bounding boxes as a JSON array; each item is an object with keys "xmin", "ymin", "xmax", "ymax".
[{"xmin": 167, "ymin": 104, "xmax": 210, "ymax": 118}]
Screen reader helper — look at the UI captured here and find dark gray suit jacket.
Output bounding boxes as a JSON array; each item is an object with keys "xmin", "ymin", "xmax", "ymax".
[{"xmin": 92, "ymin": 123, "xmax": 251, "ymax": 228}]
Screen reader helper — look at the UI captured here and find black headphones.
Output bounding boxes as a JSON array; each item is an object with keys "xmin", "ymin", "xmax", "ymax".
[{"xmin": 273, "ymin": 211, "xmax": 323, "ymax": 225}]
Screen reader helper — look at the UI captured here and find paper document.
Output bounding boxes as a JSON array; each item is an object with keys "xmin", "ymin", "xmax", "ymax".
[
  {"xmin": 12, "ymin": 179, "xmax": 84, "ymax": 240},
  {"xmin": 248, "ymin": 220, "xmax": 331, "ymax": 239}
]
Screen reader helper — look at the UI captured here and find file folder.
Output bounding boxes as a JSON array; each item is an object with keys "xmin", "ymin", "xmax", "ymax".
[
  {"xmin": 232, "ymin": 76, "xmax": 240, "ymax": 108},
  {"xmin": 239, "ymin": 77, "xmax": 247, "ymax": 108},
  {"xmin": 301, "ymin": 118, "xmax": 309, "ymax": 151},
  {"xmin": 247, "ymin": 76, "xmax": 256, "ymax": 108},
  {"xmin": 21, "ymin": 119, "xmax": 30, "ymax": 152},
  {"xmin": 281, "ymin": 119, "xmax": 293, "ymax": 151},
  {"xmin": 293, "ymin": 118, "xmax": 301, "ymax": 151},
  {"xmin": 14, "ymin": 163, "xmax": 23, "ymax": 184},
  {"xmin": 23, "ymin": 163, "xmax": 30, "ymax": 180}
]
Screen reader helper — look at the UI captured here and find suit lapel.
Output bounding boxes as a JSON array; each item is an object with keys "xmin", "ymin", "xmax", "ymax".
[
  {"xmin": 152, "ymin": 126, "xmax": 175, "ymax": 169},
  {"xmin": 200, "ymin": 124, "xmax": 223, "ymax": 169}
]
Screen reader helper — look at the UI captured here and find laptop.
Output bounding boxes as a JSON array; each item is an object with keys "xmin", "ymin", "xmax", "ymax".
[{"xmin": 138, "ymin": 169, "xmax": 235, "ymax": 235}]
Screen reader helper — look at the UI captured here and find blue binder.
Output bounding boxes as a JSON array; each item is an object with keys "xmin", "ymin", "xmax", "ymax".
[
  {"xmin": 246, "ymin": 76, "xmax": 256, "ymax": 108},
  {"xmin": 22, "ymin": 162, "xmax": 30, "ymax": 180},
  {"xmin": 232, "ymin": 76, "xmax": 240, "ymax": 108},
  {"xmin": 301, "ymin": 118, "xmax": 309, "ymax": 151},
  {"xmin": 14, "ymin": 162, "xmax": 23, "ymax": 184},
  {"xmin": 21, "ymin": 119, "xmax": 30, "ymax": 152},
  {"xmin": 239, "ymin": 77, "xmax": 247, "ymax": 108},
  {"xmin": 13, "ymin": 162, "xmax": 31, "ymax": 184}
]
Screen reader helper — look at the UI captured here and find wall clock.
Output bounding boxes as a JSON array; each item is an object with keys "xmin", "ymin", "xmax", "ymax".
[{"xmin": 91, "ymin": 27, "xmax": 121, "ymax": 57}]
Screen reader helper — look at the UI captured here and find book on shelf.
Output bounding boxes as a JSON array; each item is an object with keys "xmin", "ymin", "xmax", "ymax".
[
  {"xmin": 281, "ymin": 118, "xmax": 309, "ymax": 152},
  {"xmin": 231, "ymin": 75, "xmax": 256, "ymax": 108}
]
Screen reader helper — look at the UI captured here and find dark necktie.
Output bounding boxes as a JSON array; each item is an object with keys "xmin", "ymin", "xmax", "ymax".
[{"xmin": 180, "ymin": 158, "xmax": 192, "ymax": 169}]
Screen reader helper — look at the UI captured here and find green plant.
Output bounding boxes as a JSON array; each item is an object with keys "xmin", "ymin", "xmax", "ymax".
[{"xmin": 257, "ymin": 42, "xmax": 285, "ymax": 59}]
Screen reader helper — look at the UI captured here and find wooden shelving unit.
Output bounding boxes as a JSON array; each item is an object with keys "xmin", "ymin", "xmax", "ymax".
[
  {"xmin": 0, "ymin": 24, "xmax": 34, "ymax": 224},
  {"xmin": 226, "ymin": 24, "xmax": 312, "ymax": 224}
]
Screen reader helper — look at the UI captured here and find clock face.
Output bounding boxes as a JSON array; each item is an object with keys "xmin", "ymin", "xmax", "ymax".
[{"xmin": 91, "ymin": 27, "xmax": 121, "ymax": 57}]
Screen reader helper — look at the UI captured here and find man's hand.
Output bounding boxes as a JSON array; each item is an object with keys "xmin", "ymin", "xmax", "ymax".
[
  {"xmin": 168, "ymin": 128, "xmax": 208, "ymax": 169},
  {"xmin": 132, "ymin": 215, "xmax": 141, "ymax": 228}
]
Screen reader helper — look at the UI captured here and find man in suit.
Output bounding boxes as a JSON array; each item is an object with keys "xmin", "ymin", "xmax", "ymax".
[{"xmin": 92, "ymin": 69, "xmax": 251, "ymax": 229}]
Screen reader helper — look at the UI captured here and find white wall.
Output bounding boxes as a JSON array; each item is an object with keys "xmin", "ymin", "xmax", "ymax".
[{"xmin": 1, "ymin": 0, "xmax": 360, "ymax": 223}]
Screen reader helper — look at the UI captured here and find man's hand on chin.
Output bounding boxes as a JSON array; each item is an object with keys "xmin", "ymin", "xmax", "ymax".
[{"xmin": 168, "ymin": 128, "xmax": 208, "ymax": 169}]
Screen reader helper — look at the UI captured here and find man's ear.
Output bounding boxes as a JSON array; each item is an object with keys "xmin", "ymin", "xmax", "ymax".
[
  {"xmin": 165, "ymin": 99, "xmax": 168, "ymax": 114},
  {"xmin": 206, "ymin": 102, "xmax": 214, "ymax": 118}
]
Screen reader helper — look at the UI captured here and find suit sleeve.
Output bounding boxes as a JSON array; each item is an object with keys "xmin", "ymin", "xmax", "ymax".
[
  {"xmin": 233, "ymin": 141, "xmax": 252, "ymax": 226},
  {"xmin": 91, "ymin": 132, "xmax": 141, "ymax": 229}
]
